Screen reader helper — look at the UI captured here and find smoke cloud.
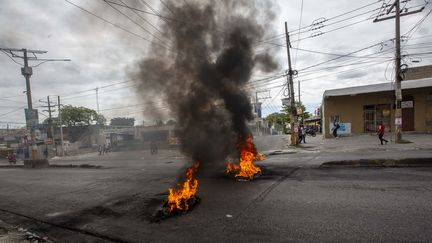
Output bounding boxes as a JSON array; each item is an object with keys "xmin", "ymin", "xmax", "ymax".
[{"xmin": 129, "ymin": 0, "xmax": 279, "ymax": 164}]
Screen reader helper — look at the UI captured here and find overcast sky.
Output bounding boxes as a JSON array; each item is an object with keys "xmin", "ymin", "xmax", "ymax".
[{"xmin": 0, "ymin": 0, "xmax": 431, "ymax": 128}]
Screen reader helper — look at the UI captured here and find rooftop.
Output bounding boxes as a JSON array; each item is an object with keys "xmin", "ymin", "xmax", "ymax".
[{"xmin": 323, "ymin": 77, "xmax": 432, "ymax": 98}]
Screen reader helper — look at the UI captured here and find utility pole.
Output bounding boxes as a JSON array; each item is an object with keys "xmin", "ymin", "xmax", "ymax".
[
  {"xmin": 298, "ymin": 80, "xmax": 303, "ymax": 124},
  {"xmin": 394, "ymin": 0, "xmax": 402, "ymax": 142},
  {"xmin": 95, "ymin": 87, "xmax": 100, "ymax": 113},
  {"xmin": 285, "ymin": 22, "xmax": 298, "ymax": 145},
  {"xmin": 58, "ymin": 96, "xmax": 65, "ymax": 156},
  {"xmin": 47, "ymin": 96, "xmax": 56, "ymax": 155},
  {"xmin": 0, "ymin": 47, "xmax": 70, "ymax": 160},
  {"xmin": 22, "ymin": 49, "xmax": 38, "ymax": 160},
  {"xmin": 373, "ymin": 0, "xmax": 425, "ymax": 143}
]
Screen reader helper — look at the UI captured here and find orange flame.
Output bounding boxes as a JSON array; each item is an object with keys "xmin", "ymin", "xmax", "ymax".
[
  {"xmin": 226, "ymin": 136, "xmax": 264, "ymax": 180},
  {"xmin": 166, "ymin": 162, "xmax": 200, "ymax": 213}
]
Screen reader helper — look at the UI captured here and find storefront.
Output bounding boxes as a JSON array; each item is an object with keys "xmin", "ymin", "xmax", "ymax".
[{"xmin": 322, "ymin": 77, "xmax": 432, "ymax": 138}]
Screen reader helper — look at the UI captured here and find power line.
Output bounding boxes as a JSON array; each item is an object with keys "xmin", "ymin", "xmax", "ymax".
[
  {"xmin": 255, "ymin": 0, "xmax": 385, "ymax": 47},
  {"xmin": 159, "ymin": 0, "xmax": 177, "ymax": 17},
  {"xmin": 0, "ymin": 50, "xmax": 24, "ymax": 66},
  {"xmin": 64, "ymin": 0, "xmax": 171, "ymax": 51},
  {"xmin": 56, "ymin": 79, "xmax": 137, "ymax": 97},
  {"xmin": 103, "ymin": 0, "xmax": 172, "ymax": 49},
  {"xmin": 293, "ymin": 0, "xmax": 305, "ymax": 69},
  {"xmin": 403, "ymin": 7, "xmax": 432, "ymax": 40},
  {"xmin": 103, "ymin": 0, "xmax": 184, "ymax": 22},
  {"xmin": 296, "ymin": 40, "xmax": 389, "ymax": 72},
  {"xmin": 121, "ymin": 0, "xmax": 166, "ymax": 37},
  {"xmin": 62, "ymin": 84, "xmax": 136, "ymax": 101}
]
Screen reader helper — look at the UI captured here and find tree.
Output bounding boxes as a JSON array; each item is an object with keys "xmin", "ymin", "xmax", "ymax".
[
  {"xmin": 264, "ymin": 112, "xmax": 289, "ymax": 133},
  {"xmin": 60, "ymin": 105, "xmax": 100, "ymax": 126},
  {"xmin": 96, "ymin": 114, "xmax": 107, "ymax": 125},
  {"xmin": 165, "ymin": 119, "xmax": 177, "ymax": 125},
  {"xmin": 110, "ymin": 117, "xmax": 135, "ymax": 126},
  {"xmin": 42, "ymin": 117, "xmax": 59, "ymax": 125}
]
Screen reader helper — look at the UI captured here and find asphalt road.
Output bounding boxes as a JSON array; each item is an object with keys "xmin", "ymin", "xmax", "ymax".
[{"xmin": 0, "ymin": 136, "xmax": 432, "ymax": 242}]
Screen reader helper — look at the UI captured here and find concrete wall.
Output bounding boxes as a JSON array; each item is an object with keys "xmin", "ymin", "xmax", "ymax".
[
  {"xmin": 404, "ymin": 65, "xmax": 432, "ymax": 80},
  {"xmin": 323, "ymin": 87, "xmax": 432, "ymax": 138}
]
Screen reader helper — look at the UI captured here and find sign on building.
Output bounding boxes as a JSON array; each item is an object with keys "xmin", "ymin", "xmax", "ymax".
[{"xmin": 401, "ymin": 101, "xmax": 413, "ymax": 108}]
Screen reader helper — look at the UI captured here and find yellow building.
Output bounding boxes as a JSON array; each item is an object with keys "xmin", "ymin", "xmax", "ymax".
[{"xmin": 322, "ymin": 77, "xmax": 432, "ymax": 138}]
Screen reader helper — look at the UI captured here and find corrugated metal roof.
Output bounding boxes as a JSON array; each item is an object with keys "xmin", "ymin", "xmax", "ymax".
[{"xmin": 323, "ymin": 77, "xmax": 432, "ymax": 98}]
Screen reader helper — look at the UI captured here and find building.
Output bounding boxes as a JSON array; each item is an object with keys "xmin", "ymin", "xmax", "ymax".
[{"xmin": 322, "ymin": 77, "xmax": 432, "ymax": 138}]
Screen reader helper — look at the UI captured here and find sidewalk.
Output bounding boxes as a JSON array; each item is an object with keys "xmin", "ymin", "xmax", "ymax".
[{"xmin": 258, "ymin": 133, "xmax": 432, "ymax": 168}]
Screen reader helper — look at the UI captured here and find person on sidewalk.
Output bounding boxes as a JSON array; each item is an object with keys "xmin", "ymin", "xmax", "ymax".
[
  {"xmin": 298, "ymin": 125, "xmax": 306, "ymax": 143},
  {"xmin": 377, "ymin": 121, "xmax": 389, "ymax": 145},
  {"xmin": 332, "ymin": 121, "xmax": 340, "ymax": 138}
]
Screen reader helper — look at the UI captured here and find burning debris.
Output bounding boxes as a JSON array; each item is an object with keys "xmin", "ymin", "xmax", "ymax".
[
  {"xmin": 166, "ymin": 162, "xmax": 200, "ymax": 213},
  {"xmin": 153, "ymin": 162, "xmax": 200, "ymax": 220},
  {"xmin": 226, "ymin": 135, "xmax": 265, "ymax": 180},
  {"xmin": 131, "ymin": 0, "xmax": 279, "ymax": 215}
]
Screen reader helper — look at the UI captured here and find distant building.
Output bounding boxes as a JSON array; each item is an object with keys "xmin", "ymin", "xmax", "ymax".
[{"xmin": 322, "ymin": 77, "xmax": 432, "ymax": 138}]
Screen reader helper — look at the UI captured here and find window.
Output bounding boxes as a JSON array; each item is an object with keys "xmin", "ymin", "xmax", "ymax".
[{"xmin": 363, "ymin": 104, "xmax": 391, "ymax": 132}]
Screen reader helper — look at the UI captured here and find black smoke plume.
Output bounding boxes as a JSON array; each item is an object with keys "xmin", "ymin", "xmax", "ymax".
[{"xmin": 130, "ymin": 0, "xmax": 279, "ymax": 164}]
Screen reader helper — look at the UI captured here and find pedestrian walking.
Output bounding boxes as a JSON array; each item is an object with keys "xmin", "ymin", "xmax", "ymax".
[
  {"xmin": 44, "ymin": 145, "xmax": 48, "ymax": 159},
  {"xmin": 150, "ymin": 140, "xmax": 158, "ymax": 155},
  {"xmin": 298, "ymin": 125, "xmax": 306, "ymax": 143},
  {"xmin": 377, "ymin": 121, "xmax": 389, "ymax": 145},
  {"xmin": 103, "ymin": 144, "xmax": 106, "ymax": 155},
  {"xmin": 332, "ymin": 121, "xmax": 340, "ymax": 138},
  {"xmin": 98, "ymin": 145, "xmax": 102, "ymax": 156},
  {"xmin": 106, "ymin": 143, "xmax": 110, "ymax": 154}
]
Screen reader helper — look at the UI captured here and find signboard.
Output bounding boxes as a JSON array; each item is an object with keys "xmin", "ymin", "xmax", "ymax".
[
  {"xmin": 44, "ymin": 138, "xmax": 53, "ymax": 145},
  {"xmin": 401, "ymin": 101, "xmax": 413, "ymax": 108},
  {"xmin": 330, "ymin": 122, "xmax": 351, "ymax": 135},
  {"xmin": 168, "ymin": 137, "xmax": 179, "ymax": 145},
  {"xmin": 296, "ymin": 106, "xmax": 303, "ymax": 115},
  {"xmin": 24, "ymin": 108, "xmax": 39, "ymax": 127},
  {"xmin": 395, "ymin": 118, "xmax": 402, "ymax": 125},
  {"xmin": 281, "ymin": 98, "xmax": 290, "ymax": 106},
  {"xmin": 255, "ymin": 102, "xmax": 262, "ymax": 118},
  {"xmin": 10, "ymin": 143, "xmax": 19, "ymax": 148}
]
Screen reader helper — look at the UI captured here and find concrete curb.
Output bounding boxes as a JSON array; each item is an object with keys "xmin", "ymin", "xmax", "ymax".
[
  {"xmin": 23, "ymin": 159, "xmax": 49, "ymax": 168},
  {"xmin": 320, "ymin": 158, "xmax": 432, "ymax": 168},
  {"xmin": 263, "ymin": 150, "xmax": 298, "ymax": 157}
]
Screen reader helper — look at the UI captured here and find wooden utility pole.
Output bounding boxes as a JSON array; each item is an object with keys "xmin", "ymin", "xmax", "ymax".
[
  {"xmin": 95, "ymin": 87, "xmax": 100, "ymax": 113},
  {"xmin": 22, "ymin": 49, "xmax": 38, "ymax": 159},
  {"xmin": 373, "ymin": 0, "xmax": 425, "ymax": 143},
  {"xmin": 0, "ymin": 47, "xmax": 70, "ymax": 159},
  {"xmin": 58, "ymin": 96, "xmax": 65, "ymax": 156},
  {"xmin": 285, "ymin": 22, "xmax": 298, "ymax": 145},
  {"xmin": 394, "ymin": 0, "xmax": 402, "ymax": 142},
  {"xmin": 47, "ymin": 96, "xmax": 56, "ymax": 155}
]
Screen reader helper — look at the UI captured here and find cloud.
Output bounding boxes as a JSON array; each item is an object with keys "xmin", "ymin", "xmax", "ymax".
[{"xmin": 336, "ymin": 70, "xmax": 368, "ymax": 79}]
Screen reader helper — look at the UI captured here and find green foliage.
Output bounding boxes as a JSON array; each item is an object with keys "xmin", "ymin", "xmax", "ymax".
[
  {"xmin": 60, "ymin": 105, "xmax": 101, "ymax": 126},
  {"xmin": 165, "ymin": 119, "xmax": 177, "ymax": 125},
  {"xmin": 96, "ymin": 114, "xmax": 106, "ymax": 125},
  {"xmin": 110, "ymin": 117, "xmax": 135, "ymax": 126},
  {"xmin": 265, "ymin": 112, "xmax": 288, "ymax": 127},
  {"xmin": 265, "ymin": 112, "xmax": 289, "ymax": 133},
  {"xmin": 42, "ymin": 117, "xmax": 59, "ymax": 125}
]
